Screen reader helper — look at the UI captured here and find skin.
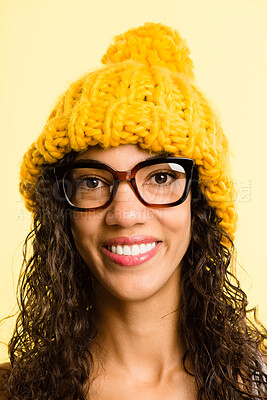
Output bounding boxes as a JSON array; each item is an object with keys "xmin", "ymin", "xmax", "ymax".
[{"xmin": 70, "ymin": 144, "xmax": 197, "ymax": 399}]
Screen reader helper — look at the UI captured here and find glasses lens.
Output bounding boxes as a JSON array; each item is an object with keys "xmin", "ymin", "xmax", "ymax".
[
  {"xmin": 136, "ymin": 162, "xmax": 187, "ymax": 204},
  {"xmin": 63, "ymin": 168, "xmax": 114, "ymax": 208}
]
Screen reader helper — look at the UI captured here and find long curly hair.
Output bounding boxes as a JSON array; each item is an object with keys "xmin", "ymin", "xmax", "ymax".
[{"xmin": 2, "ymin": 150, "xmax": 267, "ymax": 400}]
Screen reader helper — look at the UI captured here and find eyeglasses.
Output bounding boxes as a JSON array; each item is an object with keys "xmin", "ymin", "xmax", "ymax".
[{"xmin": 53, "ymin": 157, "xmax": 194, "ymax": 212}]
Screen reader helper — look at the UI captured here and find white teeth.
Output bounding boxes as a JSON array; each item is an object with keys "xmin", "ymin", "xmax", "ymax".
[
  {"xmin": 107, "ymin": 242, "xmax": 157, "ymax": 256},
  {"xmin": 123, "ymin": 246, "xmax": 131, "ymax": 256},
  {"xmin": 131, "ymin": 245, "xmax": 140, "ymax": 256},
  {"xmin": 117, "ymin": 245, "xmax": 123, "ymax": 255},
  {"xmin": 139, "ymin": 243, "xmax": 147, "ymax": 254}
]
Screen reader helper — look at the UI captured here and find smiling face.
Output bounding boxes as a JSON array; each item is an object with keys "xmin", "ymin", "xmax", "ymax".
[{"xmin": 70, "ymin": 144, "xmax": 192, "ymax": 303}]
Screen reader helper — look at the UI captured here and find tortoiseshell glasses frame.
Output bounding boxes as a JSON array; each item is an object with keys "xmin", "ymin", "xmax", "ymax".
[{"xmin": 52, "ymin": 157, "xmax": 194, "ymax": 212}]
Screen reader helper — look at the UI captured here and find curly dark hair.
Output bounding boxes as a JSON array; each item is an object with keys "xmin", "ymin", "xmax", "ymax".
[{"xmin": 1, "ymin": 150, "xmax": 267, "ymax": 399}]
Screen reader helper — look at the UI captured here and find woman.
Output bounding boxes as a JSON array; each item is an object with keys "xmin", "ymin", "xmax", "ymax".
[{"xmin": 0, "ymin": 22, "xmax": 266, "ymax": 399}]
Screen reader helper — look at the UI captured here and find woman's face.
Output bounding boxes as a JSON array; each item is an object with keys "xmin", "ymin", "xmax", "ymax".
[{"xmin": 70, "ymin": 144, "xmax": 191, "ymax": 302}]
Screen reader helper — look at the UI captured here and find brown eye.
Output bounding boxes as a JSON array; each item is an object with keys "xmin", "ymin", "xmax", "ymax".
[
  {"xmin": 77, "ymin": 177, "xmax": 105, "ymax": 190},
  {"xmin": 154, "ymin": 173, "xmax": 169, "ymax": 184},
  {"xmin": 147, "ymin": 172, "xmax": 176, "ymax": 185}
]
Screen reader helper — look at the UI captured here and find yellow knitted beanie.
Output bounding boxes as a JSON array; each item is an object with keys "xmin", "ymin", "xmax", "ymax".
[{"xmin": 19, "ymin": 22, "xmax": 237, "ymax": 241}]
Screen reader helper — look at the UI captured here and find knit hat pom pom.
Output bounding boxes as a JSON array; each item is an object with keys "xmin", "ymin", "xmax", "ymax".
[{"xmin": 101, "ymin": 22, "xmax": 194, "ymax": 79}]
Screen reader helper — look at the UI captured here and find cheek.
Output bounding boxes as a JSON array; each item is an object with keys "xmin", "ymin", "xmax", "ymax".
[
  {"xmin": 172, "ymin": 211, "xmax": 191, "ymax": 251},
  {"xmin": 71, "ymin": 213, "xmax": 86, "ymax": 244},
  {"xmin": 157, "ymin": 198, "xmax": 191, "ymax": 247},
  {"xmin": 70, "ymin": 212, "xmax": 99, "ymax": 256}
]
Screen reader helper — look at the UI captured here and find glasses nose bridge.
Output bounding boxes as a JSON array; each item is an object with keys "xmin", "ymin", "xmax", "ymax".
[
  {"xmin": 116, "ymin": 169, "xmax": 133, "ymax": 183},
  {"xmin": 114, "ymin": 169, "xmax": 137, "ymax": 199}
]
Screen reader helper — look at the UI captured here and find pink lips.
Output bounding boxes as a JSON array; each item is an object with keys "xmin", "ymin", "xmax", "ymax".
[
  {"xmin": 102, "ymin": 243, "xmax": 162, "ymax": 266},
  {"xmin": 102, "ymin": 235, "xmax": 162, "ymax": 267}
]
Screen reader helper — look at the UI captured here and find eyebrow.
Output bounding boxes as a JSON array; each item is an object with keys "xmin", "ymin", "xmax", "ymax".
[{"xmin": 74, "ymin": 153, "xmax": 169, "ymax": 164}]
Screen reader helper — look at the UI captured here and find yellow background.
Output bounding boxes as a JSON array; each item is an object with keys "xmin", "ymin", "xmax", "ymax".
[{"xmin": 0, "ymin": 0, "xmax": 266, "ymax": 362}]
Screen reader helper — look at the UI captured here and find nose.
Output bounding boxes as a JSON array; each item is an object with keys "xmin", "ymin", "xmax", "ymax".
[{"xmin": 105, "ymin": 180, "xmax": 153, "ymax": 227}]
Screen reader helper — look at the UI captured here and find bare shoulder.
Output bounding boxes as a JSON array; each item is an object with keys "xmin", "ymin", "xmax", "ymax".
[{"xmin": 0, "ymin": 362, "xmax": 11, "ymax": 400}]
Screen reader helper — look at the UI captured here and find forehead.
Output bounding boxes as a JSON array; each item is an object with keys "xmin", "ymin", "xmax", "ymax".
[{"xmin": 74, "ymin": 144, "xmax": 166, "ymax": 169}]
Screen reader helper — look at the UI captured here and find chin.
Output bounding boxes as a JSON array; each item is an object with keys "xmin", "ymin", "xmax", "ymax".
[{"xmin": 92, "ymin": 266, "xmax": 181, "ymax": 304}]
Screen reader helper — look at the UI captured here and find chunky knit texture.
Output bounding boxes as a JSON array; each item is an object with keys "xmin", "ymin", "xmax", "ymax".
[{"xmin": 19, "ymin": 22, "xmax": 237, "ymax": 241}]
